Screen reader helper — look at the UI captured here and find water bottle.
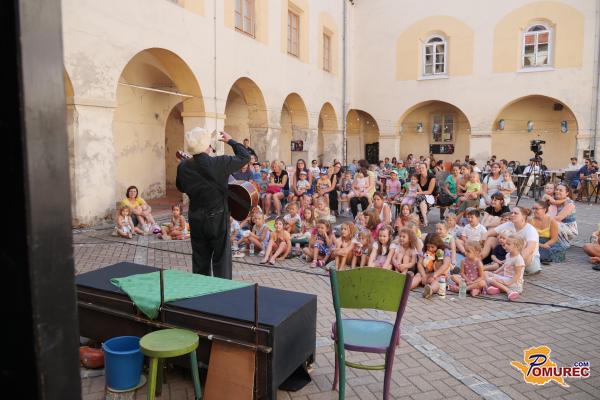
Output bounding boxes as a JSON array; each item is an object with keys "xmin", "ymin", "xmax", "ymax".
[
  {"xmin": 249, "ymin": 242, "xmax": 255, "ymax": 255},
  {"xmin": 438, "ymin": 276, "xmax": 446, "ymax": 298},
  {"xmin": 458, "ymin": 277, "xmax": 467, "ymax": 299}
]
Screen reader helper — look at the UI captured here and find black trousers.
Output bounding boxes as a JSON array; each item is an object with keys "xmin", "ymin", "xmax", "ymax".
[
  {"xmin": 350, "ymin": 196, "xmax": 369, "ymax": 218},
  {"xmin": 189, "ymin": 208, "xmax": 232, "ymax": 279},
  {"xmin": 328, "ymin": 190, "xmax": 338, "ymax": 214}
]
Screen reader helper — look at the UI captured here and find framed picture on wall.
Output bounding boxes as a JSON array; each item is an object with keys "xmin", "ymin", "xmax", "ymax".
[{"xmin": 291, "ymin": 140, "xmax": 304, "ymax": 152}]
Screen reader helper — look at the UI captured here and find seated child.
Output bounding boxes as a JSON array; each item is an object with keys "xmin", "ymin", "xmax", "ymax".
[
  {"xmin": 351, "ymin": 171, "xmax": 368, "ymax": 199},
  {"xmin": 413, "ymin": 233, "xmax": 452, "ymax": 297},
  {"xmin": 240, "ymin": 212, "xmax": 270, "ymax": 257},
  {"xmin": 499, "ymin": 170, "xmax": 516, "ymax": 205},
  {"xmin": 485, "ymin": 233, "xmax": 525, "ymax": 301},
  {"xmin": 436, "ymin": 222, "xmax": 458, "ymax": 271},
  {"xmin": 313, "ymin": 197, "xmax": 332, "ymax": 222},
  {"xmin": 283, "ymin": 202, "xmax": 302, "ymax": 234},
  {"xmin": 394, "ymin": 203, "xmax": 414, "ymax": 234},
  {"xmin": 449, "ymin": 241, "xmax": 486, "ymax": 296},
  {"xmin": 260, "ymin": 217, "xmax": 291, "ymax": 265},
  {"xmin": 404, "ymin": 220, "xmax": 424, "ymax": 253},
  {"xmin": 338, "ymin": 171, "xmax": 354, "ymax": 214},
  {"xmin": 385, "ymin": 170, "xmax": 402, "ymax": 201},
  {"xmin": 159, "ymin": 204, "xmax": 187, "ymax": 240},
  {"xmin": 290, "ymin": 170, "xmax": 311, "ymax": 202},
  {"xmin": 334, "ymin": 222, "xmax": 357, "ymax": 270},
  {"xmin": 401, "ymin": 174, "xmax": 419, "ymax": 206},
  {"xmin": 231, "ymin": 217, "xmax": 245, "ymax": 256},
  {"xmin": 304, "ymin": 219, "xmax": 335, "ymax": 268},
  {"xmin": 368, "ymin": 225, "xmax": 395, "ymax": 269},
  {"xmin": 456, "ymin": 208, "xmax": 487, "ymax": 255},
  {"xmin": 583, "ymin": 228, "xmax": 600, "ymax": 266},
  {"xmin": 115, "ymin": 205, "xmax": 142, "ymax": 238},
  {"xmin": 313, "ymin": 172, "xmax": 332, "ymax": 201},
  {"xmin": 256, "ymin": 168, "xmax": 270, "ymax": 210},
  {"xmin": 351, "ymin": 229, "xmax": 372, "ymax": 268},
  {"xmin": 391, "ymin": 228, "xmax": 418, "ymax": 273},
  {"xmin": 484, "ymin": 230, "xmax": 508, "ymax": 271},
  {"xmin": 456, "ymin": 171, "xmax": 481, "ymax": 216}
]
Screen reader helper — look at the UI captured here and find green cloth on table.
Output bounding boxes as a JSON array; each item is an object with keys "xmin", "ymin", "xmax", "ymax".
[{"xmin": 111, "ymin": 269, "xmax": 252, "ymax": 319}]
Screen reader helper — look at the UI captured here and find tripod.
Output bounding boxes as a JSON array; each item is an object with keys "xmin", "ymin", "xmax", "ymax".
[{"xmin": 515, "ymin": 157, "xmax": 544, "ymax": 205}]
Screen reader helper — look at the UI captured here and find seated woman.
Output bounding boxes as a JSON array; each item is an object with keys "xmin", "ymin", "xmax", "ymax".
[
  {"xmin": 481, "ymin": 206, "xmax": 541, "ymax": 275},
  {"xmin": 414, "ymin": 162, "xmax": 437, "ymax": 227},
  {"xmin": 530, "ymin": 201, "xmax": 562, "ymax": 264},
  {"xmin": 481, "ymin": 192, "xmax": 511, "ymax": 228},
  {"xmin": 121, "ymin": 185, "xmax": 158, "ymax": 233},
  {"xmin": 551, "ymin": 184, "xmax": 578, "ymax": 255},
  {"xmin": 584, "ymin": 229, "xmax": 600, "ymax": 268}
]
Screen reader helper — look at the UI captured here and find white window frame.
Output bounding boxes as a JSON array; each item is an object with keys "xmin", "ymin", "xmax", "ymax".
[
  {"xmin": 287, "ymin": 10, "xmax": 300, "ymax": 57},
  {"xmin": 323, "ymin": 32, "xmax": 331, "ymax": 72},
  {"xmin": 521, "ymin": 23, "xmax": 552, "ymax": 69},
  {"xmin": 422, "ymin": 35, "xmax": 448, "ymax": 77},
  {"xmin": 235, "ymin": 0, "xmax": 255, "ymax": 37},
  {"xmin": 431, "ymin": 113, "xmax": 455, "ymax": 143}
]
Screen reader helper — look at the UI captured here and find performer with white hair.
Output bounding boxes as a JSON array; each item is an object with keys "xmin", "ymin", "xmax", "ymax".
[{"xmin": 176, "ymin": 128, "xmax": 250, "ymax": 279}]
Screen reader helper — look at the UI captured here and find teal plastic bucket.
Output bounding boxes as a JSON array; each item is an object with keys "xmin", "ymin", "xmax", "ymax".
[{"xmin": 102, "ymin": 336, "xmax": 143, "ymax": 390}]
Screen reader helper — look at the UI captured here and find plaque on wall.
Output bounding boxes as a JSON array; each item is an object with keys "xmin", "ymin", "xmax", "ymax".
[
  {"xmin": 291, "ymin": 140, "xmax": 304, "ymax": 152},
  {"xmin": 429, "ymin": 144, "xmax": 454, "ymax": 155}
]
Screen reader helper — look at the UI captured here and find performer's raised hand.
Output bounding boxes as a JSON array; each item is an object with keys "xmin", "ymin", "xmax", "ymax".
[{"xmin": 218, "ymin": 131, "xmax": 233, "ymax": 143}]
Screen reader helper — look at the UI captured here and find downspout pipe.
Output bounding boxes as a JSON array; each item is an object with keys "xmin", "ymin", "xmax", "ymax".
[
  {"xmin": 591, "ymin": 0, "xmax": 600, "ymax": 157},
  {"xmin": 342, "ymin": 0, "xmax": 348, "ymax": 166}
]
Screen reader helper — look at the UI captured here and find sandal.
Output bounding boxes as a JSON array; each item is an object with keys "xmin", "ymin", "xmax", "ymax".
[{"xmin": 486, "ymin": 286, "xmax": 500, "ymax": 295}]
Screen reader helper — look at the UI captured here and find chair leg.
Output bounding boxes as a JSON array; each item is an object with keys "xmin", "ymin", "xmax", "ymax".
[
  {"xmin": 382, "ymin": 350, "xmax": 396, "ymax": 400},
  {"xmin": 189, "ymin": 350, "xmax": 202, "ymax": 400},
  {"xmin": 147, "ymin": 357, "xmax": 158, "ymax": 400},
  {"xmin": 156, "ymin": 359, "xmax": 164, "ymax": 396},
  {"xmin": 332, "ymin": 347, "xmax": 339, "ymax": 391}
]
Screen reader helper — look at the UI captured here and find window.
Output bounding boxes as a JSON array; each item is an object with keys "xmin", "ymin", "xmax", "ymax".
[
  {"xmin": 423, "ymin": 36, "xmax": 446, "ymax": 76},
  {"xmin": 323, "ymin": 33, "xmax": 331, "ymax": 72},
  {"xmin": 431, "ymin": 114, "xmax": 454, "ymax": 142},
  {"xmin": 522, "ymin": 24, "xmax": 551, "ymax": 68},
  {"xmin": 235, "ymin": 0, "xmax": 254, "ymax": 36},
  {"xmin": 288, "ymin": 11, "xmax": 300, "ymax": 57}
]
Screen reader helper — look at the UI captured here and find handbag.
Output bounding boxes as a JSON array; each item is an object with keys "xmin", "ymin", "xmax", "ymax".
[{"xmin": 266, "ymin": 184, "xmax": 282, "ymax": 194}]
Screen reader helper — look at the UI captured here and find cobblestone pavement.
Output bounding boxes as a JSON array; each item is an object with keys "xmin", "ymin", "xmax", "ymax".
[{"xmin": 77, "ymin": 199, "xmax": 600, "ymax": 400}]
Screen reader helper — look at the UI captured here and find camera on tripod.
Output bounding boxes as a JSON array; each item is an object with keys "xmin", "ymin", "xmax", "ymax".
[{"xmin": 530, "ymin": 139, "xmax": 545, "ymax": 158}]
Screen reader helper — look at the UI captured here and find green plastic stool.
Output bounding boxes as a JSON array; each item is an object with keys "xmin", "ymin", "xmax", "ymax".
[{"xmin": 140, "ymin": 328, "xmax": 202, "ymax": 400}]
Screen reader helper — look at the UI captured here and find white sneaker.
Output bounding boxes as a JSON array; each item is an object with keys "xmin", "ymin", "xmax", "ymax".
[
  {"xmin": 258, "ymin": 250, "xmax": 266, "ymax": 257},
  {"xmin": 232, "ymin": 251, "xmax": 245, "ymax": 258}
]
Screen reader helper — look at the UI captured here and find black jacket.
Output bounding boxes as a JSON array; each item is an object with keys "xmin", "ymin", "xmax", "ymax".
[{"xmin": 176, "ymin": 140, "xmax": 250, "ymax": 212}]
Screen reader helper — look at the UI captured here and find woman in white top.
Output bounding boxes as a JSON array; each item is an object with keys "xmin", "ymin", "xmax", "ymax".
[
  {"xmin": 480, "ymin": 162, "xmax": 503, "ymax": 207},
  {"xmin": 371, "ymin": 192, "xmax": 392, "ymax": 225},
  {"xmin": 481, "ymin": 206, "xmax": 541, "ymax": 275}
]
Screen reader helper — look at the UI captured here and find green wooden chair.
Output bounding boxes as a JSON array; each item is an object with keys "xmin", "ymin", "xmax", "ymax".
[
  {"xmin": 140, "ymin": 328, "xmax": 202, "ymax": 400},
  {"xmin": 328, "ymin": 267, "xmax": 413, "ymax": 400}
]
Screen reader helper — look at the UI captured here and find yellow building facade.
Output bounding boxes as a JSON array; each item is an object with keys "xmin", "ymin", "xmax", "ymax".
[{"xmin": 63, "ymin": 0, "xmax": 600, "ymax": 225}]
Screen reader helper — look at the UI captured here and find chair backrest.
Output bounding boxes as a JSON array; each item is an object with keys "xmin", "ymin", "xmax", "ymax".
[{"xmin": 330, "ymin": 268, "xmax": 410, "ymax": 312}]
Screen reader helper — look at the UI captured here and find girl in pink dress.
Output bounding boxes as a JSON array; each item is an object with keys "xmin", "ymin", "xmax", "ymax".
[{"xmin": 450, "ymin": 240, "xmax": 486, "ymax": 296}]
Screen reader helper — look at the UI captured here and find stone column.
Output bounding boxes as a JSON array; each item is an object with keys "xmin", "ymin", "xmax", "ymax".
[
  {"xmin": 323, "ymin": 129, "xmax": 344, "ymax": 164},
  {"xmin": 305, "ymin": 115, "xmax": 319, "ymax": 164},
  {"xmin": 469, "ymin": 131, "xmax": 492, "ymax": 167},
  {"xmin": 69, "ymin": 98, "xmax": 116, "ymax": 226},
  {"xmin": 265, "ymin": 114, "xmax": 281, "ymax": 164},
  {"xmin": 249, "ymin": 122, "xmax": 268, "ymax": 162}
]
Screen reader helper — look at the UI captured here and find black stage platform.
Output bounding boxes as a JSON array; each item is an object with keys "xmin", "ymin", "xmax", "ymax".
[{"xmin": 76, "ymin": 262, "xmax": 317, "ymax": 399}]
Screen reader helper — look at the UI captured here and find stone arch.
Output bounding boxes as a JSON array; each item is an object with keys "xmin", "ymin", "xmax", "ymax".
[
  {"xmin": 317, "ymin": 102, "xmax": 338, "ymax": 164},
  {"xmin": 113, "ymin": 48, "xmax": 204, "ymax": 202},
  {"xmin": 346, "ymin": 109, "xmax": 380, "ymax": 164},
  {"xmin": 280, "ymin": 93, "xmax": 309, "ymax": 166},
  {"xmin": 492, "ymin": 95, "xmax": 578, "ymax": 169},
  {"xmin": 223, "ymin": 77, "xmax": 268, "ymax": 159},
  {"xmin": 398, "ymin": 100, "xmax": 471, "ymax": 162}
]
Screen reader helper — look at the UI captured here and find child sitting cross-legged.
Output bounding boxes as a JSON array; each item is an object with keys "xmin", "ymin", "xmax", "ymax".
[
  {"xmin": 239, "ymin": 212, "xmax": 270, "ymax": 258},
  {"xmin": 368, "ymin": 225, "xmax": 395, "ymax": 269},
  {"xmin": 455, "ymin": 171, "xmax": 482, "ymax": 219},
  {"xmin": 413, "ymin": 233, "xmax": 452, "ymax": 297},
  {"xmin": 436, "ymin": 222, "xmax": 459, "ymax": 273},
  {"xmin": 485, "ymin": 233, "xmax": 525, "ymax": 301},
  {"xmin": 333, "ymin": 222, "xmax": 357, "ymax": 270},
  {"xmin": 159, "ymin": 203, "xmax": 187, "ymax": 240},
  {"xmin": 115, "ymin": 205, "xmax": 143, "ymax": 238},
  {"xmin": 260, "ymin": 217, "xmax": 291, "ymax": 265},
  {"xmin": 304, "ymin": 219, "xmax": 335, "ymax": 268},
  {"xmin": 313, "ymin": 196, "xmax": 332, "ymax": 222},
  {"xmin": 391, "ymin": 228, "xmax": 418, "ymax": 274},
  {"xmin": 449, "ymin": 240, "xmax": 486, "ymax": 296}
]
